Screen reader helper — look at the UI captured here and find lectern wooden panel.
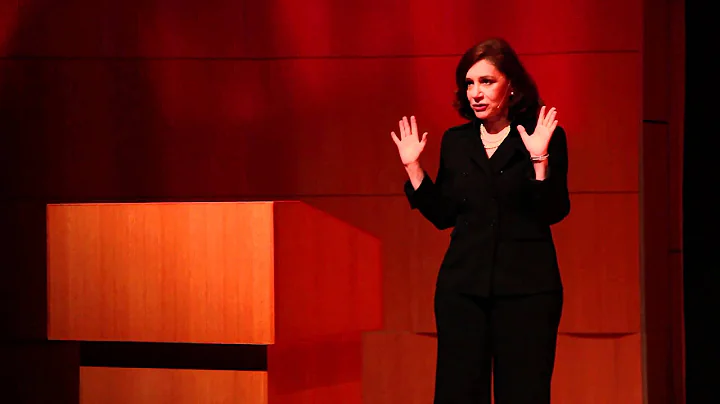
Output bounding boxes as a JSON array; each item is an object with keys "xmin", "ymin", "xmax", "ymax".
[
  {"xmin": 45, "ymin": 201, "xmax": 382, "ymax": 403},
  {"xmin": 47, "ymin": 202, "xmax": 276, "ymax": 344},
  {"xmin": 80, "ymin": 368, "xmax": 268, "ymax": 403}
]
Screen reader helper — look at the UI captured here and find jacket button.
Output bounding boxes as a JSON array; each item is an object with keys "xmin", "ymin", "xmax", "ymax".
[{"xmin": 499, "ymin": 170, "xmax": 504, "ymax": 174}]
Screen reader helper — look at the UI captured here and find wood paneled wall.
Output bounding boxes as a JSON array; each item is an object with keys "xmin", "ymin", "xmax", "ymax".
[{"xmin": 0, "ymin": 0, "xmax": 683, "ymax": 402}]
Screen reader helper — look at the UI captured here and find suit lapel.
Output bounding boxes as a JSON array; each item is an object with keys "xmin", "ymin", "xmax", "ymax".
[
  {"xmin": 488, "ymin": 126, "xmax": 528, "ymax": 171},
  {"xmin": 462, "ymin": 120, "xmax": 492, "ymax": 176},
  {"xmin": 463, "ymin": 121, "xmax": 528, "ymax": 175}
]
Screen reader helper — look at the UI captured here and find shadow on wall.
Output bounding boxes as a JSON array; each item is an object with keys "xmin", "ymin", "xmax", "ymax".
[
  {"xmin": 0, "ymin": 2, "xmax": 199, "ymax": 402},
  {"xmin": 0, "ymin": 1, "xmax": 167, "ymax": 348},
  {"xmin": 0, "ymin": 0, "xmax": 313, "ymax": 205}
]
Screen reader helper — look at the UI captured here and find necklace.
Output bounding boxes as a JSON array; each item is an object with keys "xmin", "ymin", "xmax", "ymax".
[{"xmin": 480, "ymin": 124, "xmax": 511, "ymax": 149}]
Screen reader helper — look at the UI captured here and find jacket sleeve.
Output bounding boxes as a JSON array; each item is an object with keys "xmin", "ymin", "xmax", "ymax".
[
  {"xmin": 403, "ymin": 135, "xmax": 458, "ymax": 230},
  {"xmin": 528, "ymin": 126, "xmax": 571, "ymax": 225}
]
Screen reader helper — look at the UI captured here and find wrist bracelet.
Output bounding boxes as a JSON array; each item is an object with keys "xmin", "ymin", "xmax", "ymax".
[{"xmin": 530, "ymin": 153, "xmax": 549, "ymax": 162}]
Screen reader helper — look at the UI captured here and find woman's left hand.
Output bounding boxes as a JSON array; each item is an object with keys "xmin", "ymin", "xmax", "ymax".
[{"xmin": 518, "ymin": 106, "xmax": 558, "ymax": 157}]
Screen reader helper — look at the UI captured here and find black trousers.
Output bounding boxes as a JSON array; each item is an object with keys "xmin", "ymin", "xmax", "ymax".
[{"xmin": 433, "ymin": 289, "xmax": 563, "ymax": 404}]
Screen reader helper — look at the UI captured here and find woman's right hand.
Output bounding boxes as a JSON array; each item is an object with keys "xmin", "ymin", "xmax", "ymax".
[{"xmin": 391, "ymin": 116, "xmax": 428, "ymax": 167}]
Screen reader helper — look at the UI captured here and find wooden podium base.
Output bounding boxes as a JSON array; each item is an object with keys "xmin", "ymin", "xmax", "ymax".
[{"xmin": 23, "ymin": 201, "xmax": 383, "ymax": 403}]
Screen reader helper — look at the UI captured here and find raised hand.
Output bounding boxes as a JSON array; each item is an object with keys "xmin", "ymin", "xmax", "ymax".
[
  {"xmin": 391, "ymin": 116, "xmax": 428, "ymax": 166},
  {"xmin": 518, "ymin": 106, "xmax": 558, "ymax": 157}
]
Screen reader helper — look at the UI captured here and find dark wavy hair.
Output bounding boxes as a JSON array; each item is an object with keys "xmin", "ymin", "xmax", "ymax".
[{"xmin": 453, "ymin": 38, "xmax": 542, "ymax": 127}]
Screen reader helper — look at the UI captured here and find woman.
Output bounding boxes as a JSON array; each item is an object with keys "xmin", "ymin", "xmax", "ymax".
[{"xmin": 390, "ymin": 38, "xmax": 570, "ymax": 404}]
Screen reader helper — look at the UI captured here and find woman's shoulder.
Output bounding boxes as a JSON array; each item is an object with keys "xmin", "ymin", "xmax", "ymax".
[
  {"xmin": 442, "ymin": 121, "xmax": 475, "ymax": 139},
  {"xmin": 439, "ymin": 121, "xmax": 475, "ymax": 148},
  {"xmin": 445, "ymin": 121, "xmax": 475, "ymax": 134}
]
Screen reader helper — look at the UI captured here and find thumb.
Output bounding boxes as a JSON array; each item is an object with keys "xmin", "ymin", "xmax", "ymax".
[
  {"xmin": 517, "ymin": 125, "xmax": 529, "ymax": 141},
  {"xmin": 391, "ymin": 131, "xmax": 401, "ymax": 146}
]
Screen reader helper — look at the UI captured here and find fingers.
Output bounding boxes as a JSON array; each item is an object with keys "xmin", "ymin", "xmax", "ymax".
[
  {"xmin": 392, "ymin": 129, "xmax": 428, "ymax": 148},
  {"xmin": 538, "ymin": 106, "xmax": 557, "ymax": 128},
  {"xmin": 537, "ymin": 106, "xmax": 546, "ymax": 125},
  {"xmin": 398, "ymin": 117, "xmax": 410, "ymax": 138},
  {"xmin": 544, "ymin": 107, "xmax": 557, "ymax": 127},
  {"xmin": 398, "ymin": 116, "xmax": 420, "ymax": 139},
  {"xmin": 411, "ymin": 116, "xmax": 418, "ymax": 137},
  {"xmin": 537, "ymin": 106, "xmax": 559, "ymax": 127},
  {"xmin": 549, "ymin": 119, "xmax": 558, "ymax": 135}
]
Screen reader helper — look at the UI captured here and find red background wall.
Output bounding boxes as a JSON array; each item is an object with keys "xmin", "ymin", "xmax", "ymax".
[{"xmin": 0, "ymin": 0, "xmax": 685, "ymax": 402}]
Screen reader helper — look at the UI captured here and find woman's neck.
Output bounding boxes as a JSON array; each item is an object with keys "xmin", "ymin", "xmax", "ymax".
[{"xmin": 481, "ymin": 117, "xmax": 510, "ymax": 134}]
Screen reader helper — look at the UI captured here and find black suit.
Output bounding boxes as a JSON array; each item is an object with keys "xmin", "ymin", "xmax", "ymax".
[{"xmin": 404, "ymin": 119, "xmax": 570, "ymax": 404}]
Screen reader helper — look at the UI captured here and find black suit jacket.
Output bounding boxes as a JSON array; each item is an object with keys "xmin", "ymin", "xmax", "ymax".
[{"xmin": 404, "ymin": 119, "xmax": 570, "ymax": 297}]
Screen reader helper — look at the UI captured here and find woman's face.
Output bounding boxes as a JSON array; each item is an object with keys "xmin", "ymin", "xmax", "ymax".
[{"xmin": 465, "ymin": 59, "xmax": 512, "ymax": 121}]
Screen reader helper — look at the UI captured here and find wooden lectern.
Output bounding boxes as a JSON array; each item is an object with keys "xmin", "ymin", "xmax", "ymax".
[{"xmin": 46, "ymin": 201, "xmax": 382, "ymax": 403}]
